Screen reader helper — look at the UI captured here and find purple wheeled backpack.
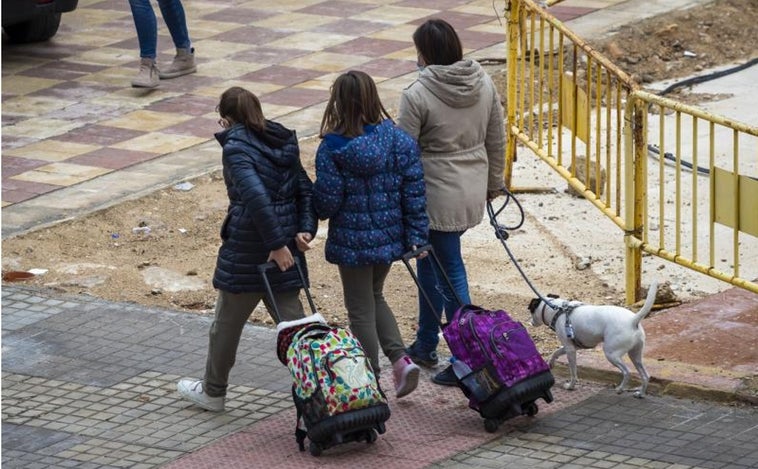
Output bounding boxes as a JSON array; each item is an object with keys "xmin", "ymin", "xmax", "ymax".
[
  {"xmin": 443, "ymin": 304, "xmax": 554, "ymax": 430},
  {"xmin": 403, "ymin": 246, "xmax": 554, "ymax": 432}
]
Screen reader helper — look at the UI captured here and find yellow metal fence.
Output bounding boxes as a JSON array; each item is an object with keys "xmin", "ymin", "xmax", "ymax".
[
  {"xmin": 504, "ymin": 0, "xmax": 758, "ymax": 302},
  {"xmin": 629, "ymin": 90, "xmax": 758, "ymax": 295}
]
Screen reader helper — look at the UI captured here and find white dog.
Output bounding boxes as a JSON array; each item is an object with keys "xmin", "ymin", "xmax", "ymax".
[{"xmin": 528, "ymin": 281, "xmax": 658, "ymax": 398}]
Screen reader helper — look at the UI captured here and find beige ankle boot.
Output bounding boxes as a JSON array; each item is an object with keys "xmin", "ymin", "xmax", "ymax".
[
  {"xmin": 159, "ymin": 48, "xmax": 196, "ymax": 79},
  {"xmin": 131, "ymin": 58, "xmax": 159, "ymax": 88}
]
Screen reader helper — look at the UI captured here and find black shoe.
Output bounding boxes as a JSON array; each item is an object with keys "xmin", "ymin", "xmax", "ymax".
[
  {"xmin": 405, "ymin": 341, "xmax": 439, "ymax": 368},
  {"xmin": 431, "ymin": 365, "xmax": 458, "ymax": 386}
]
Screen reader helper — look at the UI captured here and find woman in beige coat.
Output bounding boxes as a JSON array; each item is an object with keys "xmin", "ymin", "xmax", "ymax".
[{"xmin": 396, "ymin": 18, "xmax": 506, "ymax": 386}]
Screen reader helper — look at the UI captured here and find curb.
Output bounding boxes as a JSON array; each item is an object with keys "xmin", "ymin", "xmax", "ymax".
[{"xmin": 551, "ymin": 362, "xmax": 757, "ymax": 405}]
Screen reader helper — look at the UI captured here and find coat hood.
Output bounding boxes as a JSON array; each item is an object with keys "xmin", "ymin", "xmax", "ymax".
[
  {"xmin": 215, "ymin": 120, "xmax": 298, "ymax": 166},
  {"xmin": 325, "ymin": 120, "xmax": 397, "ymax": 177},
  {"xmin": 417, "ymin": 59, "xmax": 485, "ymax": 108}
]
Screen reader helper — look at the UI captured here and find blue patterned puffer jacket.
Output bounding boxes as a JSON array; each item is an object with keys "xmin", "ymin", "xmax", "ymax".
[
  {"xmin": 314, "ymin": 119, "xmax": 428, "ymax": 266},
  {"xmin": 213, "ymin": 121, "xmax": 317, "ymax": 293}
]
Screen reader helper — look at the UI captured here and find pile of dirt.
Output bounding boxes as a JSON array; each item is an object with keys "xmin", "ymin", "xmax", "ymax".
[{"xmin": 594, "ymin": 0, "xmax": 757, "ymax": 102}]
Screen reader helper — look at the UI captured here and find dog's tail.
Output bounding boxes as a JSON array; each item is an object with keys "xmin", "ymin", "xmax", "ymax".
[{"xmin": 632, "ymin": 280, "xmax": 659, "ymax": 329}]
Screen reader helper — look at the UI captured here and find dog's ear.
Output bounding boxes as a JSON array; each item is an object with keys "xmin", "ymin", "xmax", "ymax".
[
  {"xmin": 527, "ymin": 298, "xmax": 540, "ymax": 313},
  {"xmin": 547, "ymin": 293, "xmax": 560, "ymax": 299}
]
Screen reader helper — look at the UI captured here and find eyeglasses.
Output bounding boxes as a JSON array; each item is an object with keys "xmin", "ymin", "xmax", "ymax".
[{"xmin": 215, "ymin": 105, "xmax": 230, "ymax": 128}]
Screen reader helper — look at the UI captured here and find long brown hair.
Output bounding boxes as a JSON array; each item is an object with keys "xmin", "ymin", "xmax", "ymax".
[
  {"xmin": 319, "ymin": 71, "xmax": 391, "ymax": 138},
  {"xmin": 217, "ymin": 86, "xmax": 265, "ymax": 133}
]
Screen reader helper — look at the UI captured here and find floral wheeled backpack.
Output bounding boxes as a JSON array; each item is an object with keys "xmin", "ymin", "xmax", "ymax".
[{"xmin": 276, "ymin": 314, "xmax": 390, "ymax": 455}]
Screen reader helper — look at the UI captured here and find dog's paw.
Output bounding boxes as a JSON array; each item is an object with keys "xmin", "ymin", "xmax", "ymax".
[
  {"xmin": 562, "ymin": 382, "xmax": 575, "ymax": 391},
  {"xmin": 633, "ymin": 390, "xmax": 645, "ymax": 399}
]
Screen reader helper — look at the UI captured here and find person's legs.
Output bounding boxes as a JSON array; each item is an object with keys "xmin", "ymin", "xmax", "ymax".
[
  {"xmin": 203, "ymin": 290, "xmax": 263, "ymax": 396},
  {"xmin": 351, "ymin": 264, "xmax": 420, "ymax": 398},
  {"xmin": 409, "ymin": 230, "xmax": 471, "ymax": 364},
  {"xmin": 156, "ymin": 0, "xmax": 191, "ymax": 50},
  {"xmin": 420, "ymin": 230, "xmax": 471, "ymax": 386},
  {"xmin": 178, "ymin": 290, "xmax": 262, "ymax": 411},
  {"xmin": 338, "ymin": 265, "xmax": 381, "ymax": 373},
  {"xmin": 371, "ymin": 264, "xmax": 405, "ymax": 364},
  {"xmin": 263, "ymin": 289, "xmax": 305, "ymax": 323},
  {"xmin": 411, "ymin": 253, "xmax": 444, "ymax": 357},
  {"xmin": 128, "ymin": 0, "xmax": 157, "ymax": 58},
  {"xmin": 156, "ymin": 0, "xmax": 196, "ymax": 79},
  {"xmin": 430, "ymin": 230, "xmax": 471, "ymax": 321},
  {"xmin": 128, "ymin": 0, "xmax": 160, "ymax": 88}
]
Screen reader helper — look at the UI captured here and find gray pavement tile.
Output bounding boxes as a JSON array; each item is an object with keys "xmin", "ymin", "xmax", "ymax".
[
  {"xmin": 1, "ymin": 423, "xmax": 84, "ymax": 454},
  {"xmin": 2, "ymin": 286, "xmax": 293, "ymax": 390},
  {"xmin": 0, "ymin": 285, "xmax": 297, "ymax": 467},
  {"xmin": 432, "ymin": 389, "xmax": 756, "ymax": 469}
]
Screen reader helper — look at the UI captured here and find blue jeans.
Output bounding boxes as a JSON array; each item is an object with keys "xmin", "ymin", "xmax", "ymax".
[
  {"xmin": 128, "ymin": 0, "xmax": 191, "ymax": 59},
  {"xmin": 415, "ymin": 230, "xmax": 471, "ymax": 352}
]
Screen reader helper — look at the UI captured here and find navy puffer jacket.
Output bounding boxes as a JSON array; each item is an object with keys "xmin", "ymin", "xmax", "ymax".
[
  {"xmin": 213, "ymin": 121, "xmax": 317, "ymax": 293},
  {"xmin": 314, "ymin": 119, "xmax": 428, "ymax": 266}
]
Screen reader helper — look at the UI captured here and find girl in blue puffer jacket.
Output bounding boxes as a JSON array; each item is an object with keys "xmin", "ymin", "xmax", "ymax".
[
  {"xmin": 314, "ymin": 71, "xmax": 429, "ymax": 398},
  {"xmin": 177, "ymin": 86, "xmax": 317, "ymax": 412}
]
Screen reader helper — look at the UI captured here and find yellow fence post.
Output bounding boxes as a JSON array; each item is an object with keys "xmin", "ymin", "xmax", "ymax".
[
  {"xmin": 504, "ymin": 0, "xmax": 521, "ymax": 190},
  {"xmin": 624, "ymin": 97, "xmax": 645, "ymax": 304}
]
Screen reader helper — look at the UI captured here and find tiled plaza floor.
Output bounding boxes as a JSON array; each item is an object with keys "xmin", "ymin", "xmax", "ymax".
[{"xmin": 1, "ymin": 0, "xmax": 624, "ymax": 208}]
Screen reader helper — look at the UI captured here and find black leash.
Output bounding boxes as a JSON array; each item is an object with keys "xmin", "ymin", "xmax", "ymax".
[
  {"xmin": 488, "ymin": 193, "xmax": 592, "ymax": 345},
  {"xmin": 486, "ymin": 189, "xmax": 558, "ymax": 310}
]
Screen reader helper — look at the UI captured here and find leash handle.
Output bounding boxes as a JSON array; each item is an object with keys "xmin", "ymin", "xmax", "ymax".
[
  {"xmin": 257, "ymin": 257, "xmax": 319, "ymax": 323},
  {"xmin": 401, "ymin": 245, "xmax": 463, "ymax": 328}
]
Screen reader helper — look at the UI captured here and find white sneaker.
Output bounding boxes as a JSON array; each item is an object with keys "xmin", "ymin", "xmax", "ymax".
[{"xmin": 176, "ymin": 378, "xmax": 224, "ymax": 412}]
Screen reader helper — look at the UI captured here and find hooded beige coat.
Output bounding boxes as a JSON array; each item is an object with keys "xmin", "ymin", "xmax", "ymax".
[{"xmin": 397, "ymin": 59, "xmax": 506, "ymax": 232}]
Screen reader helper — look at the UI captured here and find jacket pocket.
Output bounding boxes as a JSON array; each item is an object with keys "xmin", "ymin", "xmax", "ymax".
[{"xmin": 220, "ymin": 213, "xmax": 231, "ymax": 240}]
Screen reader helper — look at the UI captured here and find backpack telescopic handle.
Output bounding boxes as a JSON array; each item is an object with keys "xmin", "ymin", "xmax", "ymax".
[
  {"xmin": 401, "ymin": 244, "xmax": 464, "ymax": 328},
  {"xmin": 257, "ymin": 257, "xmax": 319, "ymax": 323}
]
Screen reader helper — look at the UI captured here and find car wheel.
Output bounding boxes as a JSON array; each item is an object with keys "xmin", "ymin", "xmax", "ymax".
[{"xmin": 3, "ymin": 13, "xmax": 62, "ymax": 43}]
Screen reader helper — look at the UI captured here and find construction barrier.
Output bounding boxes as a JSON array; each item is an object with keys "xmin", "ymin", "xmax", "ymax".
[
  {"xmin": 503, "ymin": 0, "xmax": 758, "ymax": 302},
  {"xmin": 629, "ymin": 90, "xmax": 758, "ymax": 296}
]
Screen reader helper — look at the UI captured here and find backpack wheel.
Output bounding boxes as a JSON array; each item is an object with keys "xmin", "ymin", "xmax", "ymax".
[
  {"xmin": 309, "ymin": 441, "xmax": 322, "ymax": 457},
  {"xmin": 484, "ymin": 418, "xmax": 499, "ymax": 433},
  {"xmin": 525, "ymin": 402, "xmax": 539, "ymax": 417},
  {"xmin": 365, "ymin": 430, "xmax": 377, "ymax": 444}
]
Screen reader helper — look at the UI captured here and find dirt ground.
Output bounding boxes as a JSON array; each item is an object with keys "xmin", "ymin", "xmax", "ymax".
[
  {"xmin": 3, "ymin": 0, "xmax": 756, "ymax": 357},
  {"xmin": 595, "ymin": 0, "xmax": 757, "ymax": 102}
]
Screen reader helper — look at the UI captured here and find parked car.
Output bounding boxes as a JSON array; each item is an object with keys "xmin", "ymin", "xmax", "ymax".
[{"xmin": 2, "ymin": 0, "xmax": 79, "ymax": 43}]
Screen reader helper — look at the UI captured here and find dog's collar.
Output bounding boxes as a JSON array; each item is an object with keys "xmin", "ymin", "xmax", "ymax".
[
  {"xmin": 539, "ymin": 302, "xmax": 550, "ymax": 329},
  {"xmin": 537, "ymin": 301, "xmax": 565, "ymax": 331}
]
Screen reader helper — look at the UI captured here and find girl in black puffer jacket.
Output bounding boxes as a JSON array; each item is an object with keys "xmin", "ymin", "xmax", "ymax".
[{"xmin": 177, "ymin": 86, "xmax": 317, "ymax": 412}]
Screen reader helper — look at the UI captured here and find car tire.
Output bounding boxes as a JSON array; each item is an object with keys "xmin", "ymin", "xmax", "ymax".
[{"xmin": 3, "ymin": 13, "xmax": 62, "ymax": 43}]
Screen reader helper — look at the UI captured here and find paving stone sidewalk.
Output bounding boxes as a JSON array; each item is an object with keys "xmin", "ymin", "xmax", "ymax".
[{"xmin": 3, "ymin": 284, "xmax": 756, "ymax": 468}]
